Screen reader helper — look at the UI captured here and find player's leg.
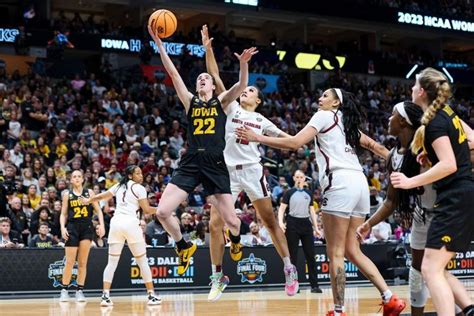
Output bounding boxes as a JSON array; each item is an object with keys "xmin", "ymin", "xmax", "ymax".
[
  {"xmin": 101, "ymin": 242, "xmax": 124, "ymax": 306},
  {"xmin": 75, "ymin": 238, "xmax": 92, "ymax": 302},
  {"xmin": 344, "ymin": 215, "xmax": 405, "ymax": 315},
  {"xmin": 252, "ymin": 197, "xmax": 299, "ymax": 296},
  {"xmin": 60, "ymin": 245, "xmax": 78, "ymax": 301},
  {"xmin": 128, "ymin": 241, "xmax": 161, "ymax": 305},
  {"xmin": 156, "ymin": 183, "xmax": 196, "ymax": 274},
  {"xmin": 208, "ymin": 205, "xmax": 228, "ymax": 302}
]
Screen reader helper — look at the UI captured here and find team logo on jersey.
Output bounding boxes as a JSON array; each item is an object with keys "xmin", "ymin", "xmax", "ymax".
[
  {"xmin": 48, "ymin": 257, "xmax": 78, "ymax": 287},
  {"xmin": 441, "ymin": 235, "xmax": 452, "ymax": 243},
  {"xmin": 256, "ymin": 117, "xmax": 262, "ymax": 122},
  {"xmin": 322, "ymin": 197, "xmax": 328, "ymax": 207},
  {"xmin": 237, "ymin": 253, "xmax": 267, "ymax": 284}
]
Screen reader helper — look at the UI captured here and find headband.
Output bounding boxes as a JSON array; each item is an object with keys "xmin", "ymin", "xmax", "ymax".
[
  {"xmin": 334, "ymin": 88, "xmax": 343, "ymax": 104},
  {"xmin": 394, "ymin": 102, "xmax": 413, "ymax": 126}
]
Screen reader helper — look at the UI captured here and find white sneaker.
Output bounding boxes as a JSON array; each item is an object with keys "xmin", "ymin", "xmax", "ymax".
[
  {"xmin": 59, "ymin": 289, "xmax": 69, "ymax": 302},
  {"xmin": 147, "ymin": 293, "xmax": 162, "ymax": 305},
  {"xmin": 208, "ymin": 273, "xmax": 230, "ymax": 302},
  {"xmin": 100, "ymin": 293, "xmax": 113, "ymax": 306},
  {"xmin": 75, "ymin": 290, "xmax": 86, "ymax": 302}
]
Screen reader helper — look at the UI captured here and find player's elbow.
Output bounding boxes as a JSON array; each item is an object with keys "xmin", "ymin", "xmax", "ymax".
[{"xmin": 444, "ymin": 160, "xmax": 457, "ymax": 175}]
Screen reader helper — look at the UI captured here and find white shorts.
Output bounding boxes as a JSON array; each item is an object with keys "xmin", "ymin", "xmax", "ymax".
[
  {"xmin": 108, "ymin": 215, "xmax": 144, "ymax": 245},
  {"xmin": 228, "ymin": 163, "xmax": 271, "ymax": 202},
  {"xmin": 410, "ymin": 211, "xmax": 434, "ymax": 250},
  {"xmin": 320, "ymin": 169, "xmax": 369, "ymax": 218}
]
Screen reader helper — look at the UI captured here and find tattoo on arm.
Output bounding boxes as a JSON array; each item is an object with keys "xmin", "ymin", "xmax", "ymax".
[{"xmin": 335, "ymin": 266, "xmax": 346, "ymax": 305}]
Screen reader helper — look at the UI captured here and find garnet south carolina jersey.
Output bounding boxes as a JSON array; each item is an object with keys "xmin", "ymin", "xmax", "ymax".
[
  {"xmin": 308, "ymin": 110, "xmax": 362, "ymax": 184},
  {"xmin": 425, "ymin": 105, "xmax": 473, "ymax": 190},
  {"xmin": 224, "ymin": 101, "xmax": 282, "ymax": 166},
  {"xmin": 67, "ymin": 188, "xmax": 93, "ymax": 223},
  {"xmin": 187, "ymin": 96, "xmax": 227, "ymax": 152}
]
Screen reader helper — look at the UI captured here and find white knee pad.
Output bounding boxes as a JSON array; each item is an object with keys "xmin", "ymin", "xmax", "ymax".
[
  {"xmin": 129, "ymin": 242, "xmax": 152, "ymax": 284},
  {"xmin": 409, "ymin": 266, "xmax": 428, "ymax": 308},
  {"xmin": 103, "ymin": 254, "xmax": 120, "ymax": 283},
  {"xmin": 135, "ymin": 255, "xmax": 153, "ymax": 283}
]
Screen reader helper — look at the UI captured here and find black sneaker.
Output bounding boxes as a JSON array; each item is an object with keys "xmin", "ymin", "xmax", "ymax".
[{"xmin": 311, "ymin": 287, "xmax": 323, "ymax": 293}]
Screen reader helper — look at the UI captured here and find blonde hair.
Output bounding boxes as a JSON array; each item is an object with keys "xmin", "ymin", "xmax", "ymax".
[{"xmin": 410, "ymin": 68, "xmax": 451, "ymax": 154}]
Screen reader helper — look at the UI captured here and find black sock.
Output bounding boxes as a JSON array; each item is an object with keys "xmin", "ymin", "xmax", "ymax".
[
  {"xmin": 463, "ymin": 304, "xmax": 474, "ymax": 316},
  {"xmin": 176, "ymin": 238, "xmax": 189, "ymax": 251},
  {"xmin": 228, "ymin": 231, "xmax": 241, "ymax": 244},
  {"xmin": 77, "ymin": 285, "xmax": 84, "ymax": 291},
  {"xmin": 61, "ymin": 283, "xmax": 68, "ymax": 290},
  {"xmin": 68, "ymin": 283, "xmax": 78, "ymax": 291}
]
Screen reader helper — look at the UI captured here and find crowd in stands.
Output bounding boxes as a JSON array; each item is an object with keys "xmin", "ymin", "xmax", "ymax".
[{"xmin": 1, "ymin": 33, "xmax": 473, "ymax": 250}]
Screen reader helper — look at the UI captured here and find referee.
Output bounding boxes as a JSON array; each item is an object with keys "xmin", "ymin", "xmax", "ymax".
[{"xmin": 278, "ymin": 170, "xmax": 322, "ymax": 293}]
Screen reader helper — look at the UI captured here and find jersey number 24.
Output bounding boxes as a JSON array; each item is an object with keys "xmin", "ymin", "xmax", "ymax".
[
  {"xmin": 452, "ymin": 116, "xmax": 467, "ymax": 144},
  {"xmin": 73, "ymin": 206, "xmax": 88, "ymax": 218}
]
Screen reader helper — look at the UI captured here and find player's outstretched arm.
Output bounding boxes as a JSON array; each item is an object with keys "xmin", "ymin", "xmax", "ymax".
[
  {"xmin": 201, "ymin": 24, "xmax": 226, "ymax": 95},
  {"xmin": 219, "ymin": 47, "xmax": 258, "ymax": 110},
  {"xmin": 148, "ymin": 25, "xmax": 193, "ymax": 112}
]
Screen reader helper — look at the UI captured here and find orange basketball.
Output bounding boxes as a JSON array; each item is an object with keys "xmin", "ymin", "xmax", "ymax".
[{"xmin": 148, "ymin": 9, "xmax": 177, "ymax": 39}]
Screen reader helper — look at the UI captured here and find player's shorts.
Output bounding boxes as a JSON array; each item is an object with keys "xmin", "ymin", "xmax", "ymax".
[
  {"xmin": 425, "ymin": 180, "xmax": 474, "ymax": 252},
  {"xmin": 65, "ymin": 221, "xmax": 94, "ymax": 247},
  {"xmin": 170, "ymin": 150, "xmax": 231, "ymax": 195},
  {"xmin": 228, "ymin": 163, "xmax": 271, "ymax": 202},
  {"xmin": 108, "ymin": 215, "xmax": 144, "ymax": 245},
  {"xmin": 320, "ymin": 169, "xmax": 369, "ymax": 218},
  {"xmin": 410, "ymin": 211, "xmax": 434, "ymax": 250}
]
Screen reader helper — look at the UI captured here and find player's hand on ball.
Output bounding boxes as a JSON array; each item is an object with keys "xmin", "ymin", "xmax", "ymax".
[{"xmin": 148, "ymin": 25, "xmax": 163, "ymax": 46}]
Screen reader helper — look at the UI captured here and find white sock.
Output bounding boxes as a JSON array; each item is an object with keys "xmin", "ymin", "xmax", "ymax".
[
  {"xmin": 103, "ymin": 290, "xmax": 110, "ymax": 296},
  {"xmin": 147, "ymin": 290, "xmax": 155, "ymax": 295},
  {"xmin": 282, "ymin": 256, "xmax": 292, "ymax": 268},
  {"xmin": 334, "ymin": 304, "xmax": 344, "ymax": 315},
  {"xmin": 382, "ymin": 289, "xmax": 393, "ymax": 303}
]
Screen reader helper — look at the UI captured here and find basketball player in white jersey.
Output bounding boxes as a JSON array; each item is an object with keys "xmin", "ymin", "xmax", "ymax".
[
  {"xmin": 80, "ymin": 165, "xmax": 161, "ymax": 306},
  {"xmin": 237, "ymin": 88, "xmax": 406, "ymax": 316},
  {"xmin": 201, "ymin": 25, "xmax": 299, "ymax": 302}
]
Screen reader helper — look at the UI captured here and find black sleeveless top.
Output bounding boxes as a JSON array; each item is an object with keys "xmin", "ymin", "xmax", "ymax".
[
  {"xmin": 67, "ymin": 188, "xmax": 93, "ymax": 223},
  {"xmin": 425, "ymin": 105, "xmax": 473, "ymax": 191},
  {"xmin": 186, "ymin": 96, "xmax": 227, "ymax": 153}
]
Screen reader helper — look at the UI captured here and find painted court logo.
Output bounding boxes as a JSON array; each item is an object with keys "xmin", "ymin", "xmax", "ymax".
[
  {"xmin": 237, "ymin": 253, "xmax": 267, "ymax": 284},
  {"xmin": 48, "ymin": 257, "xmax": 78, "ymax": 287}
]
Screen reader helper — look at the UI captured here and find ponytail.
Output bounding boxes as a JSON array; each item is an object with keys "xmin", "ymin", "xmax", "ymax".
[
  {"xmin": 119, "ymin": 165, "xmax": 137, "ymax": 192},
  {"xmin": 332, "ymin": 89, "xmax": 363, "ymax": 148},
  {"xmin": 410, "ymin": 68, "xmax": 451, "ymax": 154}
]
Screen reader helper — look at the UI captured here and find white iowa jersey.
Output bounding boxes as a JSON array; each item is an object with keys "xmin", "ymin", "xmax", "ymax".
[
  {"xmin": 108, "ymin": 180, "xmax": 147, "ymax": 217},
  {"xmin": 308, "ymin": 110, "xmax": 362, "ymax": 182},
  {"xmin": 224, "ymin": 101, "xmax": 282, "ymax": 166}
]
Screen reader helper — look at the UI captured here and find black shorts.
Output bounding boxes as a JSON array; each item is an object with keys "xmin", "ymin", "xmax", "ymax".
[
  {"xmin": 170, "ymin": 150, "xmax": 231, "ymax": 195},
  {"xmin": 65, "ymin": 221, "xmax": 94, "ymax": 247},
  {"xmin": 426, "ymin": 180, "xmax": 474, "ymax": 252}
]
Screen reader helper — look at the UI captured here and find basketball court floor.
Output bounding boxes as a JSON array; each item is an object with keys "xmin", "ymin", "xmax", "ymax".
[{"xmin": 4, "ymin": 283, "xmax": 474, "ymax": 316}]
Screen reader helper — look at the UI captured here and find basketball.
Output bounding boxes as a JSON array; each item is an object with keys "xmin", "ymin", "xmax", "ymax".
[{"xmin": 148, "ymin": 9, "xmax": 177, "ymax": 39}]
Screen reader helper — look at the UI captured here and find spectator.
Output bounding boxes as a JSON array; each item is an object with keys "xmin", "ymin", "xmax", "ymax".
[
  {"xmin": 91, "ymin": 224, "xmax": 108, "ymax": 248},
  {"xmin": 0, "ymin": 217, "xmax": 24, "ymax": 248},
  {"xmin": 29, "ymin": 223, "xmax": 56, "ymax": 248},
  {"xmin": 248, "ymin": 221, "xmax": 268, "ymax": 246}
]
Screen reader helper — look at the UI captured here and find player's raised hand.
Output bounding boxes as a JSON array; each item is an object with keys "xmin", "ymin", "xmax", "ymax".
[
  {"xmin": 234, "ymin": 47, "xmax": 259, "ymax": 64},
  {"xmin": 201, "ymin": 24, "xmax": 213, "ymax": 48},
  {"xmin": 148, "ymin": 25, "xmax": 163, "ymax": 46}
]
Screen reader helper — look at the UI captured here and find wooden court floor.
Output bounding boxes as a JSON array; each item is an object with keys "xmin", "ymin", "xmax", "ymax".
[{"xmin": 1, "ymin": 284, "xmax": 473, "ymax": 316}]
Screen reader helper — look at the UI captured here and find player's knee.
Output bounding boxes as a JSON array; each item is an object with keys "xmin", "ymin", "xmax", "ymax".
[
  {"xmin": 420, "ymin": 260, "xmax": 435, "ymax": 282},
  {"xmin": 155, "ymin": 207, "xmax": 170, "ymax": 219},
  {"xmin": 209, "ymin": 220, "xmax": 224, "ymax": 234}
]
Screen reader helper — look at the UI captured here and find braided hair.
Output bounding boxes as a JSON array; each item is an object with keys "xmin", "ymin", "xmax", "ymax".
[
  {"xmin": 393, "ymin": 102, "xmax": 425, "ymax": 226},
  {"xmin": 410, "ymin": 67, "xmax": 451, "ymax": 155},
  {"xmin": 331, "ymin": 89, "xmax": 363, "ymax": 148}
]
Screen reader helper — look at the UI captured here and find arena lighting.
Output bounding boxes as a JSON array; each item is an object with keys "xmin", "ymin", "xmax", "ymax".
[
  {"xmin": 442, "ymin": 67, "xmax": 454, "ymax": 83},
  {"xmin": 405, "ymin": 64, "xmax": 419, "ymax": 79},
  {"xmin": 288, "ymin": 51, "xmax": 346, "ymax": 70}
]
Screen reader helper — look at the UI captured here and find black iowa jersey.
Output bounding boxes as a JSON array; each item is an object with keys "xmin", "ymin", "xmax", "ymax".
[
  {"xmin": 425, "ymin": 105, "xmax": 473, "ymax": 190},
  {"xmin": 186, "ymin": 96, "xmax": 227, "ymax": 152},
  {"xmin": 67, "ymin": 188, "xmax": 93, "ymax": 223}
]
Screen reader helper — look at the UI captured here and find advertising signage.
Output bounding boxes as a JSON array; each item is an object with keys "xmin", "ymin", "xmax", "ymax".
[
  {"xmin": 397, "ymin": 11, "xmax": 474, "ymax": 33},
  {"xmin": 0, "ymin": 28, "xmax": 19, "ymax": 43}
]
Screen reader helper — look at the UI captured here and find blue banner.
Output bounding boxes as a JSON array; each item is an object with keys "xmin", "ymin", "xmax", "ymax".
[{"xmin": 249, "ymin": 73, "xmax": 279, "ymax": 93}]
